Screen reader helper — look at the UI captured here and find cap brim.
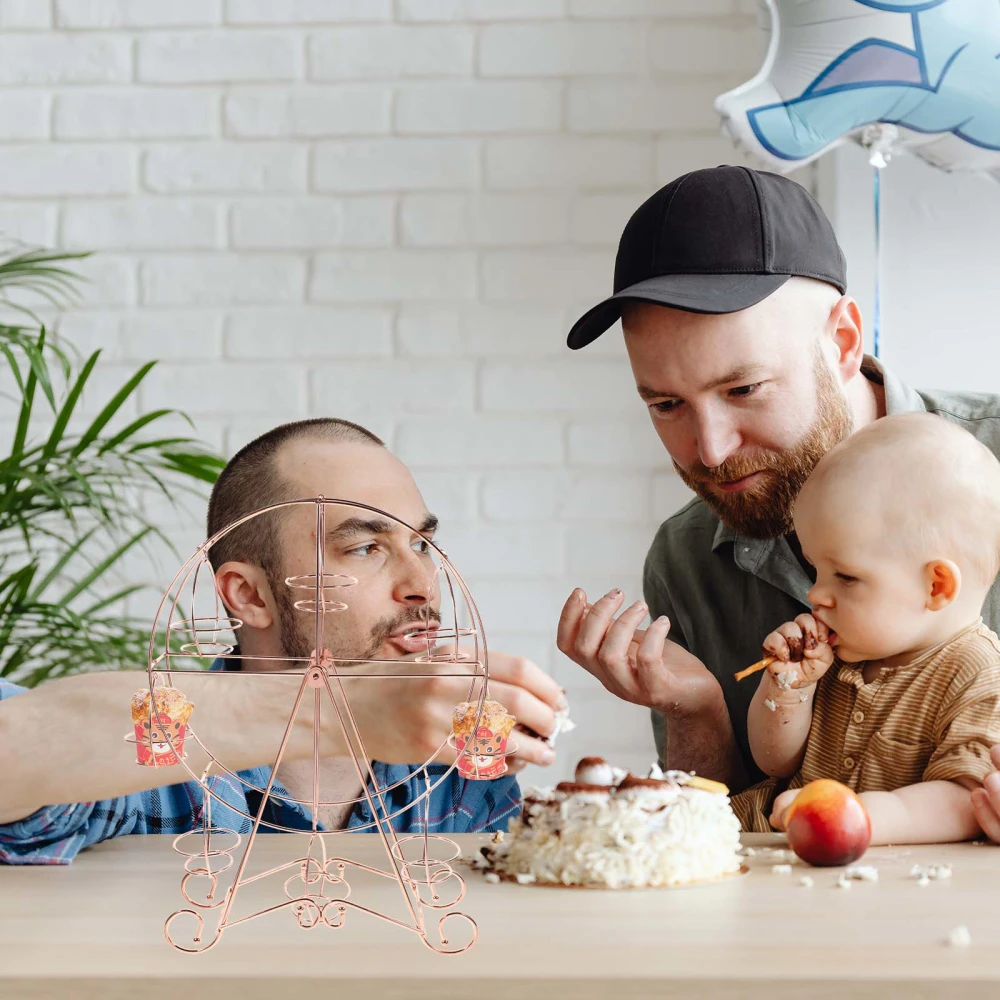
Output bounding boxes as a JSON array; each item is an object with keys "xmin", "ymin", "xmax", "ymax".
[{"xmin": 566, "ymin": 272, "xmax": 791, "ymax": 350}]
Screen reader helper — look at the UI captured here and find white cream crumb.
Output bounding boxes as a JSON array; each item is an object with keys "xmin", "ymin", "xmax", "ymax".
[
  {"xmin": 484, "ymin": 872, "xmax": 500, "ymax": 884},
  {"xmin": 742, "ymin": 847, "xmax": 757, "ymax": 857},
  {"xmin": 514, "ymin": 872, "xmax": 536, "ymax": 885},
  {"xmin": 771, "ymin": 864, "xmax": 793, "ymax": 875},
  {"xmin": 491, "ymin": 831, "xmax": 505, "ymax": 843},
  {"xmin": 910, "ymin": 863, "xmax": 953, "ymax": 881},
  {"xmin": 546, "ymin": 706, "xmax": 576, "ymax": 747},
  {"xmin": 798, "ymin": 876, "xmax": 814, "ymax": 888},
  {"xmin": 834, "ymin": 875, "xmax": 851, "ymax": 890},
  {"xmin": 948, "ymin": 925, "xmax": 971, "ymax": 947},
  {"xmin": 798, "ymin": 691, "xmax": 809, "ymax": 703},
  {"xmin": 764, "ymin": 698, "xmax": 778, "ymax": 713},
  {"xmin": 775, "ymin": 670, "xmax": 798, "ymax": 691},
  {"xmin": 917, "ymin": 875, "xmax": 930, "ymax": 887},
  {"xmin": 845, "ymin": 865, "xmax": 879, "ymax": 882},
  {"xmin": 767, "ymin": 849, "xmax": 796, "ymax": 863}
]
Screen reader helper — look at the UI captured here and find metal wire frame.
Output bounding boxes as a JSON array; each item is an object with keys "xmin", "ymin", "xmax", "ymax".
[{"xmin": 135, "ymin": 497, "xmax": 493, "ymax": 955}]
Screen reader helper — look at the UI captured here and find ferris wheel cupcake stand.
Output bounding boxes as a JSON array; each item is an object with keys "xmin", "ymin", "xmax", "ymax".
[{"xmin": 126, "ymin": 497, "xmax": 511, "ymax": 957}]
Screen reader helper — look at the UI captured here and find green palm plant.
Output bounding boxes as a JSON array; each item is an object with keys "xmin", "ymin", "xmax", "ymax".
[{"xmin": 0, "ymin": 246, "xmax": 224, "ymax": 687}]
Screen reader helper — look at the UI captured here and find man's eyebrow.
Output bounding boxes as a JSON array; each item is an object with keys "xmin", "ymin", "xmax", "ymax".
[
  {"xmin": 326, "ymin": 514, "xmax": 439, "ymax": 542},
  {"xmin": 326, "ymin": 517, "xmax": 393, "ymax": 542},
  {"xmin": 636, "ymin": 365, "xmax": 769, "ymax": 400}
]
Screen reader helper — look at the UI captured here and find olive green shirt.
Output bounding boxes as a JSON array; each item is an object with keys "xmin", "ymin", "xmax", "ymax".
[{"xmin": 644, "ymin": 357, "xmax": 1000, "ymax": 785}]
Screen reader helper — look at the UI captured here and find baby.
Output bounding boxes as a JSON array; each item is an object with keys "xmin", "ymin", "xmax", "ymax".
[{"xmin": 732, "ymin": 412, "xmax": 1000, "ymax": 844}]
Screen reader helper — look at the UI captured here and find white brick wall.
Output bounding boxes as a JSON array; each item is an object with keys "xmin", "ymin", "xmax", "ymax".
[{"xmin": 0, "ymin": 0, "xmax": 792, "ymax": 782}]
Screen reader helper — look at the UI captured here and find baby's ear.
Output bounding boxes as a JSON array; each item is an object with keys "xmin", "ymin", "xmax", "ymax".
[{"xmin": 925, "ymin": 559, "xmax": 961, "ymax": 610}]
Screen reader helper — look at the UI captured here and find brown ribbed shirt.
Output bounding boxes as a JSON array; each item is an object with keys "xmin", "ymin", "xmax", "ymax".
[{"xmin": 731, "ymin": 620, "xmax": 1000, "ymax": 833}]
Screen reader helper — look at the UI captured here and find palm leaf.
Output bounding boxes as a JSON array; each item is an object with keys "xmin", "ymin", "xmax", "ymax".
[
  {"xmin": 72, "ymin": 361, "xmax": 155, "ymax": 457},
  {"xmin": 0, "ymin": 242, "xmax": 223, "ymax": 686},
  {"xmin": 39, "ymin": 350, "xmax": 99, "ymax": 462}
]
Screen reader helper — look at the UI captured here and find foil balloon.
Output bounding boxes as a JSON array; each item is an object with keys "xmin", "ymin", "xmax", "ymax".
[{"xmin": 715, "ymin": 0, "xmax": 1000, "ymax": 178}]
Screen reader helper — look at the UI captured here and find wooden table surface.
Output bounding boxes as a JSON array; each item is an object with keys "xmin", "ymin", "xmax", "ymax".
[{"xmin": 2, "ymin": 832, "xmax": 1000, "ymax": 999}]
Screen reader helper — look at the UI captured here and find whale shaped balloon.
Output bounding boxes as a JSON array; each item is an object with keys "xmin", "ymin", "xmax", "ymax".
[{"xmin": 715, "ymin": 0, "xmax": 1000, "ymax": 177}]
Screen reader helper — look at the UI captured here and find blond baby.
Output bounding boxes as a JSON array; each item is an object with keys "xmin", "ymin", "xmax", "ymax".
[{"xmin": 733, "ymin": 412, "xmax": 1000, "ymax": 844}]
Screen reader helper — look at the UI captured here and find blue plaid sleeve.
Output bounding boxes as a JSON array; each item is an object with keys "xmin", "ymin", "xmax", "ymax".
[
  {"xmin": 444, "ymin": 771, "xmax": 522, "ymax": 833},
  {"xmin": 0, "ymin": 677, "xmax": 207, "ymax": 865},
  {"xmin": 351, "ymin": 762, "xmax": 522, "ymax": 835}
]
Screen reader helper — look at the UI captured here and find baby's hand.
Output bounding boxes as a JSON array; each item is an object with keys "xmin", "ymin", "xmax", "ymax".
[
  {"xmin": 762, "ymin": 613, "xmax": 835, "ymax": 690},
  {"xmin": 769, "ymin": 788, "xmax": 801, "ymax": 831}
]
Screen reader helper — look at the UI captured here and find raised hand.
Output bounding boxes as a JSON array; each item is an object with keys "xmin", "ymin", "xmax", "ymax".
[{"xmin": 557, "ymin": 587, "xmax": 721, "ymax": 717}]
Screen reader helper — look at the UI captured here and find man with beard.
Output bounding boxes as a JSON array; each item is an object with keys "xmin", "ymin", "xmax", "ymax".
[
  {"xmin": 555, "ymin": 165, "xmax": 1000, "ymax": 840},
  {"xmin": 0, "ymin": 418, "xmax": 564, "ymax": 862}
]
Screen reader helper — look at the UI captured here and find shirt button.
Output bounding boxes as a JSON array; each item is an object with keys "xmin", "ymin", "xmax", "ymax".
[
  {"xmin": 852, "ymin": 710, "xmax": 865, "ymax": 724},
  {"xmin": 843, "ymin": 757, "xmax": 855, "ymax": 771}
]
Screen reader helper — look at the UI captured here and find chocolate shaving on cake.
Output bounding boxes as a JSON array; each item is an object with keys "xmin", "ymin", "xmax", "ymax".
[
  {"xmin": 616, "ymin": 774, "xmax": 674, "ymax": 792},
  {"xmin": 554, "ymin": 781, "xmax": 613, "ymax": 795}
]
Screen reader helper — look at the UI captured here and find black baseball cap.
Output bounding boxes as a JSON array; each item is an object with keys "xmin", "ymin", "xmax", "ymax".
[{"xmin": 567, "ymin": 165, "xmax": 847, "ymax": 350}]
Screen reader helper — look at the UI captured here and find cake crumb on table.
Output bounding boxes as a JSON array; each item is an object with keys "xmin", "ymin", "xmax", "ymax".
[
  {"xmin": 845, "ymin": 865, "xmax": 879, "ymax": 882},
  {"xmin": 798, "ymin": 875, "xmax": 814, "ymax": 888},
  {"xmin": 834, "ymin": 875, "xmax": 851, "ymax": 890},
  {"xmin": 947, "ymin": 925, "xmax": 971, "ymax": 947},
  {"xmin": 910, "ymin": 863, "xmax": 953, "ymax": 882},
  {"xmin": 771, "ymin": 864, "xmax": 792, "ymax": 875},
  {"xmin": 484, "ymin": 872, "xmax": 500, "ymax": 884}
]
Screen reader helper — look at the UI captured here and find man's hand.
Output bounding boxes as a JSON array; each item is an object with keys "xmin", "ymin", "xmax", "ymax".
[
  {"xmin": 971, "ymin": 745, "xmax": 1000, "ymax": 843},
  {"xmin": 556, "ymin": 587, "xmax": 720, "ymax": 717},
  {"xmin": 353, "ymin": 648, "xmax": 564, "ymax": 773},
  {"xmin": 482, "ymin": 650, "xmax": 565, "ymax": 774},
  {"xmin": 761, "ymin": 613, "xmax": 835, "ymax": 695}
]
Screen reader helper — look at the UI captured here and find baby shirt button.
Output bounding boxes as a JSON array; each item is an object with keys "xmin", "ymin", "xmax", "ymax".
[
  {"xmin": 842, "ymin": 756, "xmax": 855, "ymax": 771},
  {"xmin": 852, "ymin": 710, "xmax": 865, "ymax": 724}
]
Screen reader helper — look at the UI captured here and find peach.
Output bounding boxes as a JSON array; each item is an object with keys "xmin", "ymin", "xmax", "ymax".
[{"xmin": 784, "ymin": 779, "xmax": 872, "ymax": 867}]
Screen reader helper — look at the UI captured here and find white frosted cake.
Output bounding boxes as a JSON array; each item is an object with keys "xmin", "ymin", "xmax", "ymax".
[{"xmin": 480, "ymin": 757, "xmax": 743, "ymax": 889}]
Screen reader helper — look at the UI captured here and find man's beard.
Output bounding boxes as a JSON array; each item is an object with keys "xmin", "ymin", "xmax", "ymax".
[
  {"xmin": 274, "ymin": 584, "xmax": 440, "ymax": 663},
  {"xmin": 674, "ymin": 355, "xmax": 853, "ymax": 539}
]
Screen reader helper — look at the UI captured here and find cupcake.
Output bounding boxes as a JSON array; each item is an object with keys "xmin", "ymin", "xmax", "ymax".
[
  {"xmin": 451, "ymin": 699, "xmax": 516, "ymax": 780},
  {"xmin": 130, "ymin": 686, "xmax": 194, "ymax": 767}
]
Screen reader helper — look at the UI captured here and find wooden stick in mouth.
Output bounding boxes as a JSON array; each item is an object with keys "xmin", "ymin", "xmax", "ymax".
[{"xmin": 734, "ymin": 655, "xmax": 777, "ymax": 682}]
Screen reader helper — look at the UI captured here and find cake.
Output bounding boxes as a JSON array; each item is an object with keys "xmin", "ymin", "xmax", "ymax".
[
  {"xmin": 479, "ymin": 757, "xmax": 743, "ymax": 888},
  {"xmin": 451, "ymin": 699, "xmax": 516, "ymax": 779},
  {"xmin": 130, "ymin": 686, "xmax": 194, "ymax": 767}
]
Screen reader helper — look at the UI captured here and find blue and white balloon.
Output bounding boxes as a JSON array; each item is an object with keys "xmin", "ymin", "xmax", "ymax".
[{"xmin": 715, "ymin": 0, "xmax": 1000, "ymax": 177}]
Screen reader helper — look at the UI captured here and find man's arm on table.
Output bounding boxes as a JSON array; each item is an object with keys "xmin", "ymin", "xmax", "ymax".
[
  {"xmin": 0, "ymin": 670, "xmax": 351, "ymax": 826},
  {"xmin": 0, "ymin": 655, "xmax": 563, "ymax": 831}
]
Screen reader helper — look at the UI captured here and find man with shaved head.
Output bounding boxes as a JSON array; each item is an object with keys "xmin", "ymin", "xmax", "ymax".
[
  {"xmin": 555, "ymin": 165, "xmax": 1000, "ymax": 842},
  {"xmin": 0, "ymin": 418, "xmax": 565, "ymax": 862}
]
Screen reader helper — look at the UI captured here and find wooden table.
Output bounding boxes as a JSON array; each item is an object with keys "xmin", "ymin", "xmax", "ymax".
[{"xmin": 2, "ymin": 832, "xmax": 1000, "ymax": 999}]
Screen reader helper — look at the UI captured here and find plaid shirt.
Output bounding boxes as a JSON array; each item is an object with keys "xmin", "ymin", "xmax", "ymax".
[{"xmin": 0, "ymin": 669, "xmax": 521, "ymax": 865}]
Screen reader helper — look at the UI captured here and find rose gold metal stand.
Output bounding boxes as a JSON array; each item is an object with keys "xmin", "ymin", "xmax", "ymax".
[{"xmin": 140, "ymin": 497, "xmax": 498, "ymax": 955}]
